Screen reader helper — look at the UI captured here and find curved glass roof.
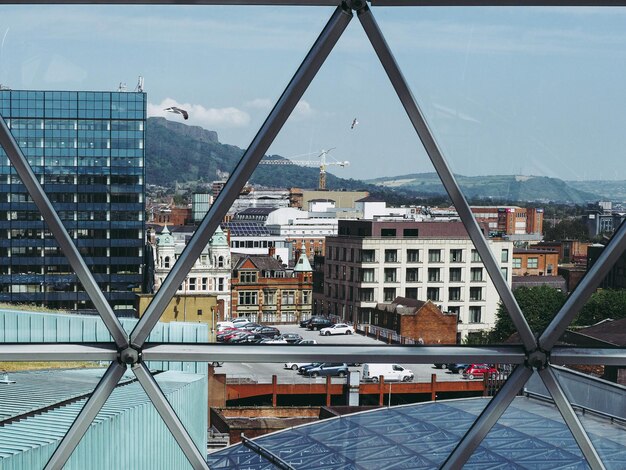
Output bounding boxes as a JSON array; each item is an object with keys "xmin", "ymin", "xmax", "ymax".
[{"xmin": 207, "ymin": 397, "xmax": 626, "ymax": 469}]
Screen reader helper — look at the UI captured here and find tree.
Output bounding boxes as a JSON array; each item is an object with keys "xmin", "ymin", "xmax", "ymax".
[
  {"xmin": 490, "ymin": 286, "xmax": 567, "ymax": 342},
  {"xmin": 543, "ymin": 218, "xmax": 590, "ymax": 242},
  {"xmin": 574, "ymin": 289, "xmax": 626, "ymax": 326}
]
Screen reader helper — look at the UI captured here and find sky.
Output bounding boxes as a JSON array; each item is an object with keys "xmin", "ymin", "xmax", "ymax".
[{"xmin": 1, "ymin": 4, "xmax": 626, "ymax": 182}]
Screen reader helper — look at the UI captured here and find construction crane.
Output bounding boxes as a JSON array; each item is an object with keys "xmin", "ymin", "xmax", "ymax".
[{"xmin": 259, "ymin": 148, "xmax": 349, "ymax": 190}]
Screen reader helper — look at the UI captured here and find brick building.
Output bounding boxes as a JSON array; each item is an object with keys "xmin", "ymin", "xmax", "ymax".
[
  {"xmin": 370, "ymin": 297, "xmax": 457, "ymax": 344},
  {"xmin": 231, "ymin": 252, "xmax": 313, "ymax": 323},
  {"xmin": 471, "ymin": 206, "xmax": 543, "ymax": 239},
  {"xmin": 512, "ymin": 248, "xmax": 559, "ymax": 277}
]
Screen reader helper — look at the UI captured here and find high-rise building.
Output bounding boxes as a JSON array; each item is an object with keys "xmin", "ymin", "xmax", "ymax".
[{"xmin": 0, "ymin": 89, "xmax": 145, "ymax": 316}]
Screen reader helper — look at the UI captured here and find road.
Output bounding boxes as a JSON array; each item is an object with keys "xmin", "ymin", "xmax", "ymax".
[{"xmin": 218, "ymin": 324, "xmax": 470, "ymax": 384}]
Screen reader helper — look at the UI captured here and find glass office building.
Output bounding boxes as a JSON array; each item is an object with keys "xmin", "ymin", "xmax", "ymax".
[{"xmin": 0, "ymin": 90, "xmax": 145, "ymax": 316}]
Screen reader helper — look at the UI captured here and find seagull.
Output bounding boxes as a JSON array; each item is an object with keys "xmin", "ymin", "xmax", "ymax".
[
  {"xmin": 351, "ymin": 118, "xmax": 358, "ymax": 129},
  {"xmin": 164, "ymin": 106, "xmax": 189, "ymax": 120}
]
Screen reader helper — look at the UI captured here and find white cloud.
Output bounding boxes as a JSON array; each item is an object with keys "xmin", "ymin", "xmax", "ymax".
[
  {"xmin": 293, "ymin": 100, "xmax": 313, "ymax": 120},
  {"xmin": 147, "ymin": 98, "xmax": 249, "ymax": 128},
  {"xmin": 245, "ymin": 98, "xmax": 272, "ymax": 110}
]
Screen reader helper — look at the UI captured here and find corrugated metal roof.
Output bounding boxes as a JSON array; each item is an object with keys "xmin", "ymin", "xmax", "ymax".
[
  {"xmin": 0, "ymin": 370, "xmax": 207, "ymax": 469},
  {"xmin": 0, "ymin": 368, "xmax": 135, "ymax": 423}
]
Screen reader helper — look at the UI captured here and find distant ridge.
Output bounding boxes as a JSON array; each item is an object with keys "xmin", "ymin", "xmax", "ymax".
[
  {"xmin": 146, "ymin": 118, "xmax": 604, "ymax": 204},
  {"xmin": 366, "ymin": 172, "xmax": 601, "ymax": 204}
]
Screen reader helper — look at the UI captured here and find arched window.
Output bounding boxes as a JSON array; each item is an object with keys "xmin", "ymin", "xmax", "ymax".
[
  {"xmin": 218, "ymin": 256, "xmax": 224, "ymax": 268},
  {"xmin": 164, "ymin": 256, "xmax": 170, "ymax": 268}
]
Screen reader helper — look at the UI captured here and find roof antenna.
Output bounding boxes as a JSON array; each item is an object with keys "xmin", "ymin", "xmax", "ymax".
[
  {"xmin": 135, "ymin": 75, "xmax": 144, "ymax": 92},
  {"xmin": 118, "ymin": 82, "xmax": 127, "ymax": 92}
]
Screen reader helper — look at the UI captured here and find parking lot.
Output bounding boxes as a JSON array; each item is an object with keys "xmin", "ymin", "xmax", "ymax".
[{"xmin": 218, "ymin": 324, "xmax": 472, "ymax": 384}]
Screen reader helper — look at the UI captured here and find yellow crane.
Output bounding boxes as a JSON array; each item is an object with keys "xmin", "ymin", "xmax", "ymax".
[{"xmin": 259, "ymin": 148, "xmax": 349, "ymax": 190}]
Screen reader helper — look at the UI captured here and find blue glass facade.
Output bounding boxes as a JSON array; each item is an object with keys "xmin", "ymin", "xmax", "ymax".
[{"xmin": 0, "ymin": 90, "xmax": 145, "ymax": 316}]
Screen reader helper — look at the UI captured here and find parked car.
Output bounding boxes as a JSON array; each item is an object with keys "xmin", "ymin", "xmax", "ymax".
[
  {"xmin": 227, "ymin": 332, "xmax": 264, "ymax": 343},
  {"xmin": 216, "ymin": 321, "xmax": 234, "ymax": 330},
  {"xmin": 306, "ymin": 318, "xmax": 334, "ymax": 330},
  {"xmin": 447, "ymin": 363, "xmax": 470, "ymax": 374},
  {"xmin": 284, "ymin": 362, "xmax": 310, "ymax": 370},
  {"xmin": 362, "ymin": 364, "xmax": 414, "ymax": 382},
  {"xmin": 254, "ymin": 326, "xmax": 281, "ymax": 338},
  {"xmin": 463, "ymin": 364, "xmax": 499, "ymax": 380},
  {"xmin": 433, "ymin": 363, "xmax": 448, "ymax": 369},
  {"xmin": 298, "ymin": 363, "xmax": 322, "ymax": 374},
  {"xmin": 260, "ymin": 338, "xmax": 288, "ymax": 344},
  {"xmin": 320, "ymin": 323, "xmax": 354, "ymax": 336},
  {"xmin": 295, "ymin": 339, "xmax": 317, "ymax": 345},
  {"xmin": 300, "ymin": 316, "xmax": 323, "ymax": 328},
  {"xmin": 280, "ymin": 333, "xmax": 303, "ymax": 343},
  {"xmin": 302, "ymin": 363, "xmax": 349, "ymax": 378},
  {"xmin": 216, "ymin": 329, "xmax": 243, "ymax": 342},
  {"xmin": 239, "ymin": 323, "xmax": 263, "ymax": 331}
]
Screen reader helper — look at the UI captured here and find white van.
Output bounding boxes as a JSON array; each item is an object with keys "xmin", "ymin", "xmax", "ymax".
[{"xmin": 362, "ymin": 364, "xmax": 414, "ymax": 383}]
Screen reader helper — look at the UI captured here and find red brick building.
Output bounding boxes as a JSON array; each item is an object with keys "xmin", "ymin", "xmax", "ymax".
[
  {"xmin": 230, "ymin": 253, "xmax": 313, "ymax": 323},
  {"xmin": 370, "ymin": 297, "xmax": 457, "ymax": 344}
]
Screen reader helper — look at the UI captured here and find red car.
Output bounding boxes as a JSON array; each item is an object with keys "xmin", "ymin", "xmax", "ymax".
[{"xmin": 462, "ymin": 364, "xmax": 499, "ymax": 380}]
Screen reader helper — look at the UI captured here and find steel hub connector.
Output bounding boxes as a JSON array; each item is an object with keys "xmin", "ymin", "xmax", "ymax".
[
  {"xmin": 344, "ymin": 0, "xmax": 368, "ymax": 12},
  {"xmin": 525, "ymin": 347, "xmax": 549, "ymax": 371},
  {"xmin": 118, "ymin": 346, "xmax": 141, "ymax": 366}
]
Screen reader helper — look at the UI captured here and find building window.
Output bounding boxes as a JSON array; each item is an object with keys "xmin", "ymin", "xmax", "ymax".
[
  {"xmin": 406, "ymin": 268, "xmax": 419, "ymax": 282},
  {"xmin": 302, "ymin": 290, "xmax": 311, "ymax": 305},
  {"xmin": 201, "ymin": 277, "xmax": 208, "ymax": 290},
  {"xmin": 547, "ymin": 264, "xmax": 553, "ymax": 275},
  {"xmin": 381, "ymin": 228, "xmax": 396, "ymax": 237},
  {"xmin": 282, "ymin": 290, "xmax": 295, "ymax": 305},
  {"xmin": 470, "ymin": 268, "xmax": 483, "ymax": 282},
  {"xmin": 471, "ymin": 249, "xmax": 481, "ymax": 262},
  {"xmin": 448, "ymin": 306, "xmax": 460, "ymax": 316},
  {"xmin": 361, "ymin": 249, "xmax": 375, "ymax": 262},
  {"xmin": 426, "ymin": 287, "xmax": 440, "ymax": 301},
  {"xmin": 218, "ymin": 278, "xmax": 225, "ymax": 292},
  {"xmin": 405, "ymin": 287, "xmax": 418, "ymax": 299},
  {"xmin": 383, "ymin": 287, "xmax": 396, "ymax": 302},
  {"xmin": 450, "ymin": 249, "xmax": 463, "ymax": 263},
  {"xmin": 238, "ymin": 291, "xmax": 258, "ymax": 306},
  {"xmin": 448, "ymin": 287, "xmax": 461, "ymax": 301},
  {"xmin": 469, "ymin": 287, "xmax": 483, "ymax": 301},
  {"xmin": 218, "ymin": 256, "xmax": 225, "ymax": 268},
  {"xmin": 164, "ymin": 256, "xmax": 170, "ymax": 268},
  {"xmin": 403, "ymin": 228, "xmax": 419, "ymax": 237},
  {"xmin": 427, "ymin": 268, "xmax": 440, "ymax": 282},
  {"xmin": 239, "ymin": 271, "xmax": 257, "ymax": 283},
  {"xmin": 359, "ymin": 288, "xmax": 374, "ymax": 302},
  {"xmin": 449, "ymin": 268, "xmax": 462, "ymax": 282},
  {"xmin": 407, "ymin": 249, "xmax": 420, "ymax": 262},
  {"xmin": 384, "ymin": 268, "xmax": 397, "ymax": 283},
  {"xmin": 501, "ymin": 267, "xmax": 508, "ymax": 279},
  {"xmin": 513, "ymin": 258, "xmax": 522, "ymax": 269},
  {"xmin": 361, "ymin": 268, "xmax": 375, "ymax": 282},
  {"xmin": 501, "ymin": 249, "xmax": 509, "ymax": 263},
  {"xmin": 469, "ymin": 306, "xmax": 482, "ymax": 323},
  {"xmin": 188, "ymin": 278, "xmax": 196, "ymax": 291},
  {"xmin": 384, "ymin": 249, "xmax": 397, "ymax": 263},
  {"xmin": 527, "ymin": 257, "xmax": 539, "ymax": 269},
  {"xmin": 263, "ymin": 290, "xmax": 276, "ymax": 305},
  {"xmin": 428, "ymin": 249, "xmax": 441, "ymax": 263}
]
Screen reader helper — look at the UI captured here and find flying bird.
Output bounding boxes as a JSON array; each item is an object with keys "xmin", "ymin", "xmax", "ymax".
[
  {"xmin": 351, "ymin": 118, "xmax": 358, "ymax": 129},
  {"xmin": 164, "ymin": 106, "xmax": 189, "ymax": 120}
]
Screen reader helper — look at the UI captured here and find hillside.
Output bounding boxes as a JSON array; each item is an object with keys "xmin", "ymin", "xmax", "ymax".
[
  {"xmin": 146, "ymin": 118, "xmax": 602, "ymax": 205},
  {"xmin": 366, "ymin": 173, "xmax": 600, "ymax": 204}
]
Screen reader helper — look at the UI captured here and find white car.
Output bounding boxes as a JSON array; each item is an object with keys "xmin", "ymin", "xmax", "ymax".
[
  {"xmin": 320, "ymin": 323, "xmax": 354, "ymax": 336},
  {"xmin": 284, "ymin": 362, "xmax": 310, "ymax": 370}
]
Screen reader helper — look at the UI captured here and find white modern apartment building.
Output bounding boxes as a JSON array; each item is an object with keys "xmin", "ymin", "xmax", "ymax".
[
  {"xmin": 153, "ymin": 225, "xmax": 232, "ymax": 316},
  {"xmin": 319, "ymin": 219, "xmax": 513, "ymax": 341}
]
